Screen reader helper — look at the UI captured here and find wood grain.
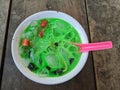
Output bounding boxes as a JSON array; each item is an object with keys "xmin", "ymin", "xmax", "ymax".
[
  {"xmin": 0, "ymin": 0, "xmax": 10, "ymax": 69},
  {"xmin": 1, "ymin": 0, "xmax": 96, "ymax": 90},
  {"xmin": 86, "ymin": 0, "xmax": 120, "ymax": 90}
]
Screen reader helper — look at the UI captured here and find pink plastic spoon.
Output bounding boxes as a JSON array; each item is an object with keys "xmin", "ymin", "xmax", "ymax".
[{"xmin": 73, "ymin": 41, "xmax": 112, "ymax": 52}]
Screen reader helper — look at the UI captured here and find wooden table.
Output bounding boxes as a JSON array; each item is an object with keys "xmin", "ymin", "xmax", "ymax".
[{"xmin": 0, "ymin": 0, "xmax": 120, "ymax": 90}]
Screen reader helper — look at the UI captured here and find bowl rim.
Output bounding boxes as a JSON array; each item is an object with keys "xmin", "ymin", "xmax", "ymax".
[{"xmin": 11, "ymin": 10, "xmax": 89, "ymax": 85}]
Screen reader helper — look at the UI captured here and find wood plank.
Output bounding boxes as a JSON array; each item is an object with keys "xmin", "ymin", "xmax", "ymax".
[
  {"xmin": 86, "ymin": 0, "xmax": 120, "ymax": 90},
  {"xmin": 1, "ymin": 0, "xmax": 96, "ymax": 90},
  {"xmin": 0, "ymin": 0, "xmax": 10, "ymax": 69}
]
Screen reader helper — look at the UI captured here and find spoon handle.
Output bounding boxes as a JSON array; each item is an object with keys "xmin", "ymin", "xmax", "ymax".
[{"xmin": 75, "ymin": 41, "xmax": 112, "ymax": 52}]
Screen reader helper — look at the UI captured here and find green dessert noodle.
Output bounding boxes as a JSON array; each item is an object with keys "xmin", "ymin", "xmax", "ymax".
[{"xmin": 19, "ymin": 18, "xmax": 82, "ymax": 77}]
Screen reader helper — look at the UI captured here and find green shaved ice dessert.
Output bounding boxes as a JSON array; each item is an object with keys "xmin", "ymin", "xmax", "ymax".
[{"xmin": 19, "ymin": 18, "xmax": 82, "ymax": 77}]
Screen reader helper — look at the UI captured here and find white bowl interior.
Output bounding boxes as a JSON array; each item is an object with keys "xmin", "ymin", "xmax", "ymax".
[{"xmin": 11, "ymin": 11, "xmax": 89, "ymax": 85}]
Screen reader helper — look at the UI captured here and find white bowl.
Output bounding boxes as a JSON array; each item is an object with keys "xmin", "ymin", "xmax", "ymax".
[{"xmin": 11, "ymin": 11, "xmax": 89, "ymax": 85}]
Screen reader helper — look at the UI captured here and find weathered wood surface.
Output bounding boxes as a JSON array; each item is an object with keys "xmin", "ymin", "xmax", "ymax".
[
  {"xmin": 86, "ymin": 0, "xmax": 120, "ymax": 90},
  {"xmin": 0, "ymin": 0, "xmax": 10, "ymax": 69},
  {"xmin": 1, "ymin": 0, "xmax": 96, "ymax": 90}
]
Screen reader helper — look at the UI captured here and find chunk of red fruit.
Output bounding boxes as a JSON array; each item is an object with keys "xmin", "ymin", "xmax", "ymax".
[
  {"xmin": 41, "ymin": 20, "xmax": 48, "ymax": 27},
  {"xmin": 22, "ymin": 39, "xmax": 30, "ymax": 46},
  {"xmin": 39, "ymin": 30, "xmax": 44, "ymax": 37}
]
